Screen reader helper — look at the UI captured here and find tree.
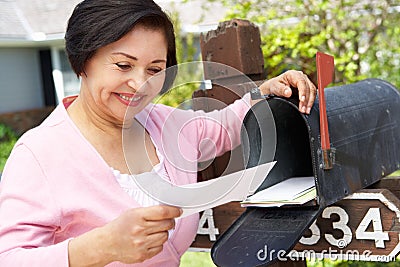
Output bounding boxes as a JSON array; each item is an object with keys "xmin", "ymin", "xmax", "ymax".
[
  {"xmin": 154, "ymin": 9, "xmax": 203, "ymax": 107},
  {"xmin": 206, "ymin": 0, "xmax": 400, "ymax": 88}
]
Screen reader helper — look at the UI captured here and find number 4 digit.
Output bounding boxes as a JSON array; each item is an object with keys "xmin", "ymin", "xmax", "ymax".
[
  {"xmin": 355, "ymin": 208, "xmax": 389, "ymax": 248},
  {"xmin": 197, "ymin": 208, "xmax": 220, "ymax": 241}
]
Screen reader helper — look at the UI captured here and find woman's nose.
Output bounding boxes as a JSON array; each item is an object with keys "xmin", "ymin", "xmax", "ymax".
[{"xmin": 127, "ymin": 70, "xmax": 147, "ymax": 91}]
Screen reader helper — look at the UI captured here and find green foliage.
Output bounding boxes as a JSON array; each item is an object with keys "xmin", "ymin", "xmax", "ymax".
[
  {"xmin": 180, "ymin": 252, "xmax": 400, "ymax": 266},
  {"xmin": 0, "ymin": 124, "xmax": 17, "ymax": 173},
  {"xmin": 180, "ymin": 251, "xmax": 216, "ymax": 266},
  {"xmin": 390, "ymin": 169, "xmax": 400, "ymax": 176},
  {"xmin": 156, "ymin": 10, "xmax": 203, "ymax": 107},
  {"xmin": 335, "ymin": 261, "xmax": 400, "ymax": 267},
  {"xmin": 308, "ymin": 258, "xmax": 400, "ymax": 267},
  {"xmin": 207, "ymin": 0, "xmax": 400, "ymax": 88}
]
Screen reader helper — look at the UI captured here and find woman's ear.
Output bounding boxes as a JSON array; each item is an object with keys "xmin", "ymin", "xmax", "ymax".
[{"xmin": 79, "ymin": 70, "xmax": 88, "ymax": 78}]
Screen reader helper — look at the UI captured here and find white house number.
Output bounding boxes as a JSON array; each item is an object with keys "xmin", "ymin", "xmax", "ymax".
[
  {"xmin": 197, "ymin": 206, "xmax": 390, "ymax": 249},
  {"xmin": 299, "ymin": 206, "xmax": 389, "ymax": 248},
  {"xmin": 197, "ymin": 208, "xmax": 219, "ymax": 241}
]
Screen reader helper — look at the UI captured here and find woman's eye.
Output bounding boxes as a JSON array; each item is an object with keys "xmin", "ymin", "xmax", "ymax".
[
  {"xmin": 148, "ymin": 68, "xmax": 162, "ymax": 75},
  {"xmin": 115, "ymin": 63, "xmax": 131, "ymax": 70}
]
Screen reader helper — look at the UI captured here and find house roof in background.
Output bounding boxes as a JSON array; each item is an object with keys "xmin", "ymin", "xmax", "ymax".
[
  {"xmin": 0, "ymin": 0, "xmax": 81, "ymax": 41},
  {"xmin": 159, "ymin": 0, "xmax": 227, "ymax": 33},
  {"xmin": 0, "ymin": 0, "xmax": 226, "ymax": 45}
]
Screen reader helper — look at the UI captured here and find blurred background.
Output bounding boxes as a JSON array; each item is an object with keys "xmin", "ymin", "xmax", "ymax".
[{"xmin": 1, "ymin": 0, "xmax": 399, "ymax": 266}]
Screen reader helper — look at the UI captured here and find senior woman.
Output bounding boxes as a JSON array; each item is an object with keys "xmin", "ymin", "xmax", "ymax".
[{"xmin": 0, "ymin": 0, "xmax": 316, "ymax": 266}]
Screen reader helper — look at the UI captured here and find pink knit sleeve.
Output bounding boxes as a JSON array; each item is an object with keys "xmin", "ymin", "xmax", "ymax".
[
  {"xmin": 0, "ymin": 144, "xmax": 70, "ymax": 267},
  {"xmin": 180, "ymin": 93, "xmax": 252, "ymax": 162}
]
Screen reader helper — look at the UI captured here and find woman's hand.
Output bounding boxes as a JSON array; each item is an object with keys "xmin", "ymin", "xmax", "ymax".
[
  {"xmin": 259, "ymin": 70, "xmax": 317, "ymax": 114},
  {"xmin": 68, "ymin": 205, "xmax": 182, "ymax": 266}
]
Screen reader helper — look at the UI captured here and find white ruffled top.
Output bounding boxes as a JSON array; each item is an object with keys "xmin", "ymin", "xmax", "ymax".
[
  {"xmin": 111, "ymin": 145, "xmax": 168, "ymax": 207},
  {"xmin": 111, "ymin": 146, "xmax": 177, "ymax": 237}
]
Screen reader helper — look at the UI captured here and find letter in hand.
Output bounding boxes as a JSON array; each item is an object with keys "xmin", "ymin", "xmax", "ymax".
[
  {"xmin": 68, "ymin": 205, "xmax": 182, "ymax": 266},
  {"xmin": 106, "ymin": 205, "xmax": 182, "ymax": 264},
  {"xmin": 259, "ymin": 70, "xmax": 317, "ymax": 114}
]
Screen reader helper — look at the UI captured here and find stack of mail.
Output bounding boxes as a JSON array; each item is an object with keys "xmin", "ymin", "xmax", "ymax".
[{"xmin": 241, "ymin": 176, "xmax": 316, "ymax": 208}]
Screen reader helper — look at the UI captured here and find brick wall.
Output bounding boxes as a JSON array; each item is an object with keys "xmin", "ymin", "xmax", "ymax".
[{"xmin": 0, "ymin": 106, "xmax": 55, "ymax": 136}]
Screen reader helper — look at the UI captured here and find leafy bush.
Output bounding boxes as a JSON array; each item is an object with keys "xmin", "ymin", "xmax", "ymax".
[
  {"xmin": 0, "ymin": 123, "xmax": 17, "ymax": 173},
  {"xmin": 308, "ymin": 259, "xmax": 400, "ymax": 267},
  {"xmin": 206, "ymin": 0, "xmax": 400, "ymax": 89},
  {"xmin": 154, "ymin": 10, "xmax": 203, "ymax": 108}
]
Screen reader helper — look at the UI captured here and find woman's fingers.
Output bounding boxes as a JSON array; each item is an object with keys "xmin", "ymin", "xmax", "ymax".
[
  {"xmin": 259, "ymin": 70, "xmax": 317, "ymax": 114},
  {"xmin": 259, "ymin": 77, "xmax": 291, "ymax": 97},
  {"xmin": 125, "ymin": 231, "xmax": 169, "ymax": 263},
  {"xmin": 143, "ymin": 217, "xmax": 176, "ymax": 235},
  {"xmin": 146, "ymin": 231, "xmax": 170, "ymax": 248},
  {"xmin": 295, "ymin": 72, "xmax": 317, "ymax": 114},
  {"xmin": 305, "ymin": 78, "xmax": 317, "ymax": 114},
  {"xmin": 100, "ymin": 205, "xmax": 181, "ymax": 264},
  {"xmin": 141, "ymin": 205, "xmax": 182, "ymax": 221},
  {"xmin": 145, "ymin": 231, "xmax": 171, "ymax": 261},
  {"xmin": 146, "ymin": 245, "xmax": 164, "ymax": 260}
]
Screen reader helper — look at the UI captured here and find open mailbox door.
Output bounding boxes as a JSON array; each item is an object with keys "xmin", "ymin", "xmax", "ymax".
[{"xmin": 211, "ymin": 53, "xmax": 400, "ymax": 266}]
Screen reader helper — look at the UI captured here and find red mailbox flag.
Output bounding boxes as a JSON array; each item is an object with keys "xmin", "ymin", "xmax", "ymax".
[{"xmin": 316, "ymin": 51, "xmax": 334, "ymax": 169}]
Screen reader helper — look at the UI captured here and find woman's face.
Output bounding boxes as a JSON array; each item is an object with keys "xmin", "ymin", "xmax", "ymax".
[{"xmin": 80, "ymin": 24, "xmax": 168, "ymax": 124}]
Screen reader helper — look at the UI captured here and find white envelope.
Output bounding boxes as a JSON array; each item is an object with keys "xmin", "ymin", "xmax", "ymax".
[{"xmin": 132, "ymin": 161, "xmax": 276, "ymax": 217}]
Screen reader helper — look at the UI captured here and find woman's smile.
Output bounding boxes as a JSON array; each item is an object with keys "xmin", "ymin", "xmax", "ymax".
[
  {"xmin": 77, "ymin": 25, "xmax": 168, "ymax": 123},
  {"xmin": 113, "ymin": 92, "xmax": 144, "ymax": 107}
]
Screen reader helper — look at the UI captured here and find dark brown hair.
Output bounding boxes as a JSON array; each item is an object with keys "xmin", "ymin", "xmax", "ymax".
[{"xmin": 65, "ymin": 0, "xmax": 177, "ymax": 93}]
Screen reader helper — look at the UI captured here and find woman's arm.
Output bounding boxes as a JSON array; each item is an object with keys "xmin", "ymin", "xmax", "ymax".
[
  {"xmin": 0, "ymin": 144, "xmax": 70, "ymax": 266},
  {"xmin": 0, "ymin": 144, "xmax": 181, "ymax": 266},
  {"xmin": 183, "ymin": 70, "xmax": 317, "ymax": 161}
]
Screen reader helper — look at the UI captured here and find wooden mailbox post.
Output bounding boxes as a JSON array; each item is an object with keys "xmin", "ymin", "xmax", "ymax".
[{"xmin": 190, "ymin": 19, "xmax": 400, "ymax": 266}]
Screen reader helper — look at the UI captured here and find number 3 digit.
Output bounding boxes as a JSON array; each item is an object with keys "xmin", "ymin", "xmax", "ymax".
[
  {"xmin": 322, "ymin": 206, "xmax": 352, "ymax": 247},
  {"xmin": 300, "ymin": 220, "xmax": 320, "ymax": 245}
]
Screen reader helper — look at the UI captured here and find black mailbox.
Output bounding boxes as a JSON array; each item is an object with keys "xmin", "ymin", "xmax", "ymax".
[{"xmin": 211, "ymin": 78, "xmax": 400, "ymax": 266}]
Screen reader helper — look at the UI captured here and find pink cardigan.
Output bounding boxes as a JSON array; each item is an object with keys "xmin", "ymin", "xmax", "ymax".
[{"xmin": 0, "ymin": 94, "xmax": 250, "ymax": 266}]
